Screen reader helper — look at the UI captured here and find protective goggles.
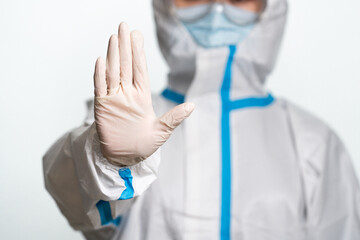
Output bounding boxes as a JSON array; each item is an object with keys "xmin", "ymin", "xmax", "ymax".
[{"xmin": 173, "ymin": 0, "xmax": 266, "ymax": 25}]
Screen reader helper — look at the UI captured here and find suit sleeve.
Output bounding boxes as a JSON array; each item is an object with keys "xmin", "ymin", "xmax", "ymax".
[
  {"xmin": 43, "ymin": 121, "xmax": 160, "ymax": 239},
  {"xmin": 303, "ymin": 132, "xmax": 360, "ymax": 240}
]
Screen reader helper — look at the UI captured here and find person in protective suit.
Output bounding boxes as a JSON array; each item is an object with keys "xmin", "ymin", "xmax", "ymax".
[{"xmin": 43, "ymin": 0, "xmax": 360, "ymax": 239}]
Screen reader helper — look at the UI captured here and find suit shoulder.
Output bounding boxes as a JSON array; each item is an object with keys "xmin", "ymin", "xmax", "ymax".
[{"xmin": 279, "ymin": 99, "xmax": 335, "ymax": 159}]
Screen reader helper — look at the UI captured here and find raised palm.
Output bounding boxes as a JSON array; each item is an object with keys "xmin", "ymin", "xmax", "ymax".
[{"xmin": 93, "ymin": 23, "xmax": 194, "ymax": 166}]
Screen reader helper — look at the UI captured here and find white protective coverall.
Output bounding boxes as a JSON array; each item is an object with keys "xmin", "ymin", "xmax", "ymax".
[{"xmin": 43, "ymin": 0, "xmax": 360, "ymax": 239}]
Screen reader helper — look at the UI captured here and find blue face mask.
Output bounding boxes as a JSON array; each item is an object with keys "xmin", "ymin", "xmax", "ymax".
[{"xmin": 176, "ymin": 4, "xmax": 260, "ymax": 48}]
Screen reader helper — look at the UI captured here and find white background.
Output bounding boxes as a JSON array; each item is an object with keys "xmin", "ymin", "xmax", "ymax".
[{"xmin": 0, "ymin": 0, "xmax": 359, "ymax": 239}]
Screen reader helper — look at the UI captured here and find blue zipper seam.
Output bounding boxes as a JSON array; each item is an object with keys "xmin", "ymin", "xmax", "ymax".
[{"xmin": 160, "ymin": 46, "xmax": 275, "ymax": 240}]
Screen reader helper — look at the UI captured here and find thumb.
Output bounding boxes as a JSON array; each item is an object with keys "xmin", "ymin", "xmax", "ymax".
[{"xmin": 159, "ymin": 102, "xmax": 195, "ymax": 131}]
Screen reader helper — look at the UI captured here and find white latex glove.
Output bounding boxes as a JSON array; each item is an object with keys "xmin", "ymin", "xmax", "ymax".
[{"xmin": 93, "ymin": 23, "xmax": 195, "ymax": 166}]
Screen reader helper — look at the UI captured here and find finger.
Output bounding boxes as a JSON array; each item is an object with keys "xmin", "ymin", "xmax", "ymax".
[
  {"xmin": 159, "ymin": 102, "xmax": 195, "ymax": 131},
  {"xmin": 94, "ymin": 57, "xmax": 107, "ymax": 97},
  {"xmin": 131, "ymin": 30, "xmax": 149, "ymax": 92},
  {"xmin": 118, "ymin": 22, "xmax": 132, "ymax": 88},
  {"xmin": 106, "ymin": 34, "xmax": 120, "ymax": 95}
]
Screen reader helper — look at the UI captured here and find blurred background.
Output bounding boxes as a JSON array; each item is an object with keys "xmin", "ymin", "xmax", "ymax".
[{"xmin": 0, "ymin": 0, "xmax": 359, "ymax": 239}]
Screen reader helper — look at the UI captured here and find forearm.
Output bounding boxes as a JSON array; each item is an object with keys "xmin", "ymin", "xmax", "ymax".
[{"xmin": 43, "ymin": 122, "xmax": 160, "ymax": 235}]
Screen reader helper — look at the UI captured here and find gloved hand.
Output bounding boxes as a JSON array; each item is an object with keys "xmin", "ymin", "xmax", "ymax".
[{"xmin": 93, "ymin": 23, "xmax": 195, "ymax": 166}]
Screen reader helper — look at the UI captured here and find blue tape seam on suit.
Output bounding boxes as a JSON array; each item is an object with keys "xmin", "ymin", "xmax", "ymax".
[
  {"xmin": 161, "ymin": 88, "xmax": 185, "ymax": 104},
  {"xmin": 161, "ymin": 46, "xmax": 274, "ymax": 240},
  {"xmin": 161, "ymin": 85, "xmax": 274, "ymax": 110},
  {"xmin": 219, "ymin": 45, "xmax": 237, "ymax": 240},
  {"xmin": 220, "ymin": 45, "xmax": 274, "ymax": 240},
  {"xmin": 118, "ymin": 168, "xmax": 135, "ymax": 200},
  {"xmin": 96, "ymin": 168, "xmax": 134, "ymax": 226},
  {"xmin": 96, "ymin": 200, "xmax": 121, "ymax": 226}
]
